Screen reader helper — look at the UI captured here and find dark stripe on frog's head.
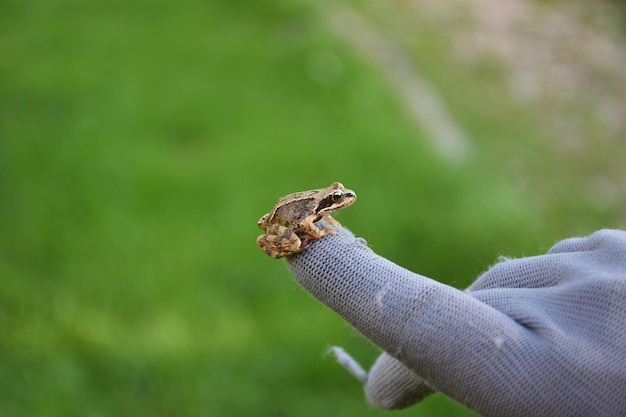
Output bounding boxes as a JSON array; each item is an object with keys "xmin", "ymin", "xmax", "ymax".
[
  {"xmin": 315, "ymin": 195, "xmax": 336, "ymax": 213},
  {"xmin": 315, "ymin": 188, "xmax": 356, "ymax": 214}
]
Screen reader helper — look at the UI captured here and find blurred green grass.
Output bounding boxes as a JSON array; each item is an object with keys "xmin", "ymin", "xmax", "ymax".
[{"xmin": 1, "ymin": 0, "xmax": 623, "ymax": 416}]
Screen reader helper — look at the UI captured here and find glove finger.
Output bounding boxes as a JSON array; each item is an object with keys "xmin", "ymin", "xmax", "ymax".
[
  {"xmin": 286, "ymin": 227, "xmax": 532, "ymax": 412},
  {"xmin": 469, "ymin": 229, "xmax": 626, "ymax": 292},
  {"xmin": 365, "ymin": 352, "xmax": 434, "ymax": 410}
]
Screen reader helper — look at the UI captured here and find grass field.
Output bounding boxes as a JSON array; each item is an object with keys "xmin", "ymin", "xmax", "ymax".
[{"xmin": 1, "ymin": 0, "xmax": 624, "ymax": 416}]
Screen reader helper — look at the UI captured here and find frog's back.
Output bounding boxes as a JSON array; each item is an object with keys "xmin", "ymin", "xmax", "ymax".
[{"xmin": 272, "ymin": 196, "xmax": 318, "ymax": 227}]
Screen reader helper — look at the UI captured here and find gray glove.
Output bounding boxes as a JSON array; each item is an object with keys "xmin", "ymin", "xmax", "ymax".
[{"xmin": 285, "ymin": 227, "xmax": 626, "ymax": 416}]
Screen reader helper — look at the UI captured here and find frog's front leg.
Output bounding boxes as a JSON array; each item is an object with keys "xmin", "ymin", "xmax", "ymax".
[
  {"xmin": 256, "ymin": 224, "xmax": 303, "ymax": 258},
  {"xmin": 308, "ymin": 215, "xmax": 342, "ymax": 237},
  {"xmin": 298, "ymin": 218, "xmax": 338, "ymax": 249},
  {"xmin": 299, "ymin": 220, "xmax": 327, "ymax": 241}
]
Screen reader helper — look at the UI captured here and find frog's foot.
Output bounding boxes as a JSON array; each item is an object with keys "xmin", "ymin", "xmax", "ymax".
[
  {"xmin": 257, "ymin": 225, "xmax": 303, "ymax": 259},
  {"xmin": 257, "ymin": 213, "xmax": 270, "ymax": 230}
]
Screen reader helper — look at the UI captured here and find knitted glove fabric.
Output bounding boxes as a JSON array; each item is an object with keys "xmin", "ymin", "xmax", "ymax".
[{"xmin": 285, "ymin": 227, "xmax": 626, "ymax": 417}]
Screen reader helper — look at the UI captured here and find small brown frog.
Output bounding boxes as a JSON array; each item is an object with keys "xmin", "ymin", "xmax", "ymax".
[{"xmin": 257, "ymin": 182, "xmax": 357, "ymax": 258}]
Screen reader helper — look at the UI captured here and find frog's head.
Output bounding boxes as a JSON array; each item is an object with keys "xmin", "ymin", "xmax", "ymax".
[{"xmin": 315, "ymin": 182, "xmax": 357, "ymax": 215}]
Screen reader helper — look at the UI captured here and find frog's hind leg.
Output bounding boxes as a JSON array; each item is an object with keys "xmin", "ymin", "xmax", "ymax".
[
  {"xmin": 257, "ymin": 234, "xmax": 295, "ymax": 258},
  {"xmin": 257, "ymin": 225, "xmax": 303, "ymax": 258}
]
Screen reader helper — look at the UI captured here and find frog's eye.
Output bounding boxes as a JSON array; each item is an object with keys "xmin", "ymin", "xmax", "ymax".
[{"xmin": 331, "ymin": 191, "xmax": 345, "ymax": 202}]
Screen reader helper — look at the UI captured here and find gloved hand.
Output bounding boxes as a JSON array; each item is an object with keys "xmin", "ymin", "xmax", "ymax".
[{"xmin": 285, "ymin": 227, "xmax": 626, "ymax": 417}]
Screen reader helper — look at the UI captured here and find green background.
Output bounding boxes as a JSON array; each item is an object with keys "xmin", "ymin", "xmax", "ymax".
[{"xmin": 1, "ymin": 0, "xmax": 624, "ymax": 416}]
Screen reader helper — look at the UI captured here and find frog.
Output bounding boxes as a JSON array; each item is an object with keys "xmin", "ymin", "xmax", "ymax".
[{"xmin": 257, "ymin": 182, "xmax": 357, "ymax": 259}]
